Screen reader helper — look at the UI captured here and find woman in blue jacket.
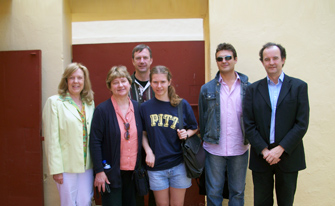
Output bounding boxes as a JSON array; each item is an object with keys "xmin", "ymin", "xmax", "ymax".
[{"xmin": 90, "ymin": 66, "xmax": 143, "ymax": 206}]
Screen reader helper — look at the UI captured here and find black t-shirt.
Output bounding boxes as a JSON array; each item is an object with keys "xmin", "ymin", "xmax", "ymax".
[{"xmin": 134, "ymin": 76, "xmax": 148, "ymax": 88}]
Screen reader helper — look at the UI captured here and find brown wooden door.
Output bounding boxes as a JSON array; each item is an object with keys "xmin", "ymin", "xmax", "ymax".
[
  {"xmin": 0, "ymin": 50, "xmax": 43, "ymax": 205},
  {"xmin": 73, "ymin": 41, "xmax": 205, "ymax": 205}
]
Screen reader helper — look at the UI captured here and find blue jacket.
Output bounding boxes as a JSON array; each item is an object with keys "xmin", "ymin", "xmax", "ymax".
[
  {"xmin": 198, "ymin": 71, "xmax": 250, "ymax": 145},
  {"xmin": 90, "ymin": 99, "xmax": 143, "ymax": 188}
]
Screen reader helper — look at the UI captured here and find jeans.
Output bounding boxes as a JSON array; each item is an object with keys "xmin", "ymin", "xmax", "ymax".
[
  {"xmin": 205, "ymin": 150, "xmax": 248, "ymax": 206},
  {"xmin": 147, "ymin": 162, "xmax": 192, "ymax": 191}
]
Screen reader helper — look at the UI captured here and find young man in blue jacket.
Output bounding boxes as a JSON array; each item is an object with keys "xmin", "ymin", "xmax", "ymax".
[{"xmin": 199, "ymin": 43, "xmax": 250, "ymax": 206}]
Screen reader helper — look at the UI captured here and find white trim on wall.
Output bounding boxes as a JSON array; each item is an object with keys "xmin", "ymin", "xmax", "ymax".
[{"xmin": 72, "ymin": 18, "xmax": 204, "ymax": 44}]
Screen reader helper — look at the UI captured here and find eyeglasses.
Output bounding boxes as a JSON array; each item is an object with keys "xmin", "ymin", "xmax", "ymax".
[
  {"xmin": 216, "ymin": 56, "xmax": 232, "ymax": 62},
  {"xmin": 124, "ymin": 122, "xmax": 130, "ymax": 140}
]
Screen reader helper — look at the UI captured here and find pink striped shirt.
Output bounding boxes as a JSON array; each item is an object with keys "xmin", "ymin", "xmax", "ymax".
[{"xmin": 203, "ymin": 72, "xmax": 249, "ymax": 156}]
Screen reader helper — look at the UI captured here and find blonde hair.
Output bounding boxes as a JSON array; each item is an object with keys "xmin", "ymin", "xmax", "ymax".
[
  {"xmin": 106, "ymin": 65, "xmax": 132, "ymax": 90},
  {"xmin": 58, "ymin": 62, "xmax": 94, "ymax": 104},
  {"xmin": 150, "ymin": 65, "xmax": 182, "ymax": 107}
]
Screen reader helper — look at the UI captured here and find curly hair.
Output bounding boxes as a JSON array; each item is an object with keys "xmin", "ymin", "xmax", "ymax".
[{"xmin": 58, "ymin": 62, "xmax": 94, "ymax": 104}]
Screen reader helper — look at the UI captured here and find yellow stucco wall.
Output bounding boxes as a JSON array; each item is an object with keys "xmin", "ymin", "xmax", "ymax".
[
  {"xmin": 208, "ymin": 1, "xmax": 335, "ymax": 205},
  {"xmin": 70, "ymin": 0, "xmax": 208, "ymax": 21},
  {"xmin": 0, "ymin": 1, "xmax": 71, "ymax": 205},
  {"xmin": 1, "ymin": 0, "xmax": 335, "ymax": 205}
]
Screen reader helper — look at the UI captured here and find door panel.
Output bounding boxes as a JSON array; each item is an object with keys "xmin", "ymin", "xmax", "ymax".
[
  {"xmin": 73, "ymin": 41, "xmax": 205, "ymax": 106},
  {"xmin": 73, "ymin": 41, "xmax": 205, "ymax": 205},
  {"xmin": 0, "ymin": 50, "xmax": 43, "ymax": 205}
]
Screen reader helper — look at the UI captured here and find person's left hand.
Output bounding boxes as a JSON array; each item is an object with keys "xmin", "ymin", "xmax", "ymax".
[
  {"xmin": 177, "ymin": 129, "xmax": 188, "ymax": 140},
  {"xmin": 145, "ymin": 151, "xmax": 155, "ymax": 168},
  {"xmin": 265, "ymin": 145, "xmax": 285, "ymax": 165}
]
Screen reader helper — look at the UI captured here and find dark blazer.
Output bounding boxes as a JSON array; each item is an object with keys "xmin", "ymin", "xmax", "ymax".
[
  {"xmin": 243, "ymin": 74, "xmax": 309, "ymax": 172},
  {"xmin": 90, "ymin": 99, "xmax": 143, "ymax": 188}
]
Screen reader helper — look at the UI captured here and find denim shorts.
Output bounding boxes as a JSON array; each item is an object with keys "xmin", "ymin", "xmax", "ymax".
[{"xmin": 147, "ymin": 162, "xmax": 192, "ymax": 191}]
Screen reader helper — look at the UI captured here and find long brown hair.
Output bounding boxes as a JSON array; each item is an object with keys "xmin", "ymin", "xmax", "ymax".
[
  {"xmin": 58, "ymin": 62, "xmax": 94, "ymax": 104},
  {"xmin": 150, "ymin": 65, "xmax": 182, "ymax": 107}
]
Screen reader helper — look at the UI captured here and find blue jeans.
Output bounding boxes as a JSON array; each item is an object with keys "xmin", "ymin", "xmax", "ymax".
[{"xmin": 205, "ymin": 150, "xmax": 249, "ymax": 206}]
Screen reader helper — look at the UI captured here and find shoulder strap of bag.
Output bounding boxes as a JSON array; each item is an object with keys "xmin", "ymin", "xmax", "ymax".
[
  {"xmin": 136, "ymin": 101, "xmax": 142, "ymax": 169},
  {"xmin": 177, "ymin": 100, "xmax": 184, "ymax": 130}
]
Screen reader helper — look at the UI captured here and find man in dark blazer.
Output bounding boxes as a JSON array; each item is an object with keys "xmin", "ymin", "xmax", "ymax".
[{"xmin": 243, "ymin": 42, "xmax": 310, "ymax": 206}]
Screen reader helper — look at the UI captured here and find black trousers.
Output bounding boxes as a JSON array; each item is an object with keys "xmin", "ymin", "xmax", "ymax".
[
  {"xmin": 252, "ymin": 165, "xmax": 298, "ymax": 206},
  {"xmin": 101, "ymin": 171, "xmax": 136, "ymax": 206}
]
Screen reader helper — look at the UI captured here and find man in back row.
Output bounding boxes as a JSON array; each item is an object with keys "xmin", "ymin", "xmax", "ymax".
[
  {"xmin": 243, "ymin": 42, "xmax": 310, "ymax": 206},
  {"xmin": 129, "ymin": 44, "xmax": 156, "ymax": 206},
  {"xmin": 129, "ymin": 44, "xmax": 154, "ymax": 103}
]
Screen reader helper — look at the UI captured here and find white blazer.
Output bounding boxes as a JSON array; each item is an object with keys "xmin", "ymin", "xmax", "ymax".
[{"xmin": 43, "ymin": 95, "xmax": 95, "ymax": 175}]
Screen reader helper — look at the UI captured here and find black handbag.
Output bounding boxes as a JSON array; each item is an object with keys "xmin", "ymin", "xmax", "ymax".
[
  {"xmin": 178, "ymin": 101, "xmax": 205, "ymax": 178},
  {"xmin": 132, "ymin": 101, "xmax": 149, "ymax": 196},
  {"xmin": 133, "ymin": 158, "xmax": 149, "ymax": 196},
  {"xmin": 133, "ymin": 164, "xmax": 149, "ymax": 196}
]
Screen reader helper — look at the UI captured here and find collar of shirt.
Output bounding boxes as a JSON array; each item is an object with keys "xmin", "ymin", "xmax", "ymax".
[
  {"xmin": 218, "ymin": 72, "xmax": 240, "ymax": 85},
  {"xmin": 134, "ymin": 79, "xmax": 150, "ymax": 96},
  {"xmin": 111, "ymin": 96, "xmax": 134, "ymax": 123},
  {"xmin": 61, "ymin": 92, "xmax": 85, "ymax": 113},
  {"xmin": 267, "ymin": 71, "xmax": 285, "ymax": 85},
  {"xmin": 60, "ymin": 92, "xmax": 81, "ymax": 102}
]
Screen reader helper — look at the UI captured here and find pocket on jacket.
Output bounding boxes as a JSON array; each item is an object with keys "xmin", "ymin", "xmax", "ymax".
[
  {"xmin": 205, "ymin": 93, "xmax": 216, "ymax": 109},
  {"xmin": 204, "ymin": 94, "xmax": 217, "ymax": 138}
]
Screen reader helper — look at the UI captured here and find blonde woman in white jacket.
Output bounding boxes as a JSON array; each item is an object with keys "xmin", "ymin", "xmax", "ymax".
[{"xmin": 43, "ymin": 63, "xmax": 94, "ymax": 206}]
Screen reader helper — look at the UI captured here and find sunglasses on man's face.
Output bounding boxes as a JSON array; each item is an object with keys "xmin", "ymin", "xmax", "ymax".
[{"xmin": 216, "ymin": 56, "xmax": 233, "ymax": 62}]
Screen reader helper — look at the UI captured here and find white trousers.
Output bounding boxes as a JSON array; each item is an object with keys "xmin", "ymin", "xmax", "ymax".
[{"xmin": 56, "ymin": 169, "xmax": 94, "ymax": 206}]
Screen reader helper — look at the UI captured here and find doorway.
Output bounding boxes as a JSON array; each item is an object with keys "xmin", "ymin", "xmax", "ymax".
[{"xmin": 73, "ymin": 41, "xmax": 205, "ymax": 205}]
